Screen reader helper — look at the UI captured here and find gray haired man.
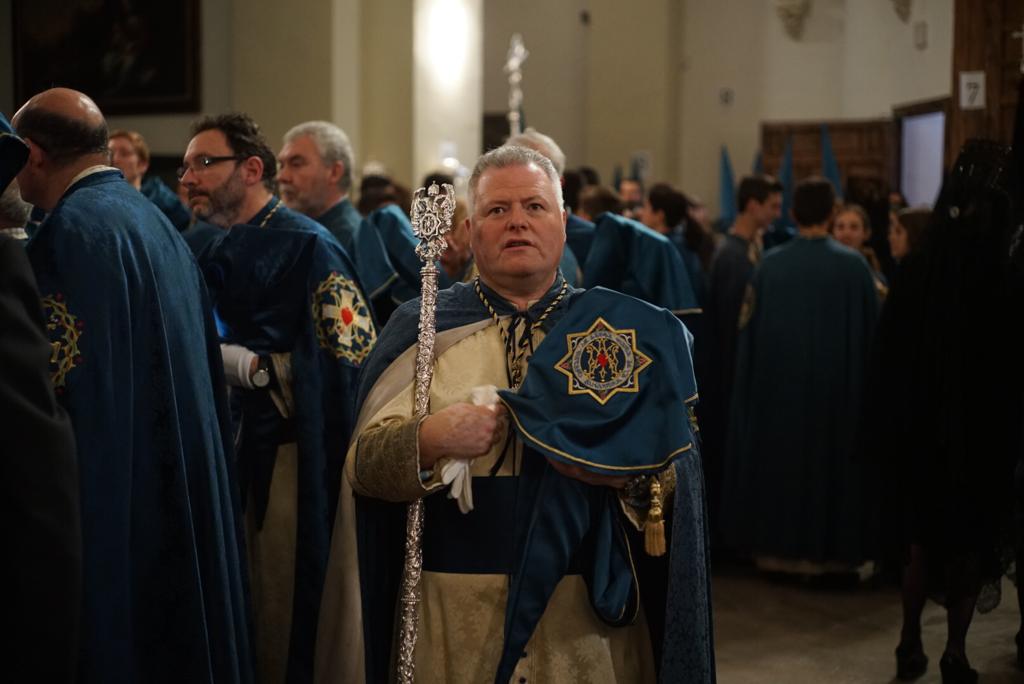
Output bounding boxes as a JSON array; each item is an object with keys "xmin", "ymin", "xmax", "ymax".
[{"xmin": 278, "ymin": 120, "xmax": 361, "ymax": 252}]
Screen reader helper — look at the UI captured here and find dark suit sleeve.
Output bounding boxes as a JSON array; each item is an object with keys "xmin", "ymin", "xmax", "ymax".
[
  {"xmin": 0, "ymin": 236, "xmax": 81, "ymax": 682},
  {"xmin": 710, "ymin": 250, "xmax": 750, "ymax": 333}
]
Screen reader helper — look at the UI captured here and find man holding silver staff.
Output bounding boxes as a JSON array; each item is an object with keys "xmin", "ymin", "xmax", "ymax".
[{"xmin": 316, "ymin": 146, "xmax": 715, "ymax": 683}]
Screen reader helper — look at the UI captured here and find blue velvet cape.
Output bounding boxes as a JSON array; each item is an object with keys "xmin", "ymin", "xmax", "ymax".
[
  {"xmin": 198, "ymin": 198, "xmax": 375, "ymax": 684},
  {"xmin": 140, "ymin": 175, "xmax": 191, "ymax": 231},
  {"xmin": 316, "ymin": 197, "xmax": 363, "ymax": 255},
  {"xmin": 27, "ymin": 170, "xmax": 253, "ymax": 684},
  {"xmin": 667, "ymin": 225, "xmax": 708, "ymax": 307},
  {"xmin": 566, "ymin": 211, "xmax": 596, "ymax": 267},
  {"xmin": 583, "ymin": 212, "xmax": 701, "ymax": 319},
  {"xmin": 353, "ymin": 279, "xmax": 715, "ymax": 684},
  {"xmin": 722, "ymin": 237, "xmax": 879, "ymax": 564}
]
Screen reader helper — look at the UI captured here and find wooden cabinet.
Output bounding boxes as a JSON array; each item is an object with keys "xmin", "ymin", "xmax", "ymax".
[{"xmin": 760, "ymin": 120, "xmax": 894, "ymax": 191}]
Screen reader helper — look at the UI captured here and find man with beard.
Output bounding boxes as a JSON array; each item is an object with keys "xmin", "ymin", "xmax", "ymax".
[
  {"xmin": 14, "ymin": 88, "xmax": 251, "ymax": 684},
  {"xmin": 181, "ymin": 112, "xmax": 376, "ymax": 684},
  {"xmin": 277, "ymin": 121, "xmax": 361, "ymax": 253},
  {"xmin": 277, "ymin": 121, "xmax": 397, "ymax": 321}
]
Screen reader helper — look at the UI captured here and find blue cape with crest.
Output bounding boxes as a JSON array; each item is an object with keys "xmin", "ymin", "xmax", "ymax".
[
  {"xmin": 27, "ymin": 169, "xmax": 253, "ymax": 684},
  {"xmin": 352, "ymin": 279, "xmax": 715, "ymax": 684},
  {"xmin": 197, "ymin": 199, "xmax": 377, "ymax": 683}
]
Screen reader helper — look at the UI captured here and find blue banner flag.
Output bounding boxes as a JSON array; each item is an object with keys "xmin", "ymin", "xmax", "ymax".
[
  {"xmin": 773, "ymin": 137, "xmax": 794, "ymax": 232},
  {"xmin": 821, "ymin": 124, "xmax": 843, "ymax": 199},
  {"xmin": 719, "ymin": 146, "xmax": 737, "ymax": 228}
]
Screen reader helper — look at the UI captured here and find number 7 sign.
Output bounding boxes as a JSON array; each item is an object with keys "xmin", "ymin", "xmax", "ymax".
[{"xmin": 958, "ymin": 71, "xmax": 986, "ymax": 111}]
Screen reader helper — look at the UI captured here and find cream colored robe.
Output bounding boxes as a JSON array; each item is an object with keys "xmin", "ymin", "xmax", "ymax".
[{"xmin": 243, "ymin": 354, "xmax": 301, "ymax": 684}]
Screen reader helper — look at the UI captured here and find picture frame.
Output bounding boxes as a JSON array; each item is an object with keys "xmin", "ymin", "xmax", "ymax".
[{"xmin": 12, "ymin": 0, "xmax": 200, "ymax": 115}]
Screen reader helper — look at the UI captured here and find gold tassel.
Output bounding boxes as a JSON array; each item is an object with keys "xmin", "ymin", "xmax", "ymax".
[{"xmin": 644, "ymin": 477, "xmax": 666, "ymax": 557}]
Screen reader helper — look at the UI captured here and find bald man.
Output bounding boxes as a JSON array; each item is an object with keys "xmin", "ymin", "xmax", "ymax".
[{"xmin": 13, "ymin": 89, "xmax": 253, "ymax": 684}]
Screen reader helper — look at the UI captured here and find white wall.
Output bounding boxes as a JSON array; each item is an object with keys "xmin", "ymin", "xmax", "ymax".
[
  {"xmin": 676, "ymin": 0, "xmax": 953, "ymax": 216},
  {"xmin": 483, "ymin": 0, "xmax": 678, "ymax": 184},
  {"xmin": 482, "ymin": 0, "xmax": 589, "ymax": 165},
  {"xmin": 231, "ymin": 0, "xmax": 335, "ymax": 152},
  {"xmin": 584, "ymin": 0, "xmax": 676, "ymax": 185},
  {"xmin": 677, "ymin": 0, "xmax": 766, "ymax": 210},
  {"xmin": 332, "ymin": 0, "xmax": 362, "ymax": 154},
  {"xmin": 678, "ymin": 0, "xmax": 847, "ymax": 211},
  {"xmin": 359, "ymin": 0, "xmax": 414, "ymax": 184},
  {"xmin": 761, "ymin": 0, "xmax": 846, "ymax": 121},
  {"xmin": 842, "ymin": 0, "xmax": 953, "ymax": 117}
]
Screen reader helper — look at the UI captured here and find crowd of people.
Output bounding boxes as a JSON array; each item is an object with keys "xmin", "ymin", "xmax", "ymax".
[{"xmin": 2, "ymin": 85, "xmax": 1021, "ymax": 684}]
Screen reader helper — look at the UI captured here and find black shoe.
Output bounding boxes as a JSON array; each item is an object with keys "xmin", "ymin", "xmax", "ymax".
[
  {"xmin": 939, "ymin": 652, "xmax": 977, "ymax": 684},
  {"xmin": 895, "ymin": 641, "xmax": 928, "ymax": 680}
]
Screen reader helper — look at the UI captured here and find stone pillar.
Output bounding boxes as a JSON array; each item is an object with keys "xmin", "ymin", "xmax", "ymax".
[{"xmin": 413, "ymin": 0, "xmax": 483, "ymax": 188}]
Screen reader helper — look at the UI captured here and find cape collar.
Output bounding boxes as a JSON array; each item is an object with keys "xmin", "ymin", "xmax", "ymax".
[
  {"xmin": 246, "ymin": 196, "xmax": 283, "ymax": 228},
  {"xmin": 317, "ymin": 197, "xmax": 352, "ymax": 223},
  {"xmin": 63, "ymin": 166, "xmax": 120, "ymax": 197}
]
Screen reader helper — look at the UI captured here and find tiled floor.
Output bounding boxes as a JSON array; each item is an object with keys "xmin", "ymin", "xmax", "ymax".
[{"xmin": 712, "ymin": 565, "xmax": 1023, "ymax": 683}]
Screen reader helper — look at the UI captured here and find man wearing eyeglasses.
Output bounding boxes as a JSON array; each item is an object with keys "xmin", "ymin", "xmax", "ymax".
[
  {"xmin": 182, "ymin": 112, "xmax": 377, "ymax": 684},
  {"xmin": 12, "ymin": 87, "xmax": 253, "ymax": 684}
]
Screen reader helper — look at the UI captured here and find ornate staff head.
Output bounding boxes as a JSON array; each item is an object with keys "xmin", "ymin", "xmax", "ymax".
[
  {"xmin": 410, "ymin": 182, "xmax": 456, "ymax": 263},
  {"xmin": 504, "ymin": 34, "xmax": 528, "ymax": 137}
]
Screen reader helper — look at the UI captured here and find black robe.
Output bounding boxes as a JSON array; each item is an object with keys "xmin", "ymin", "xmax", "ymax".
[{"xmin": 868, "ymin": 140, "xmax": 1021, "ymax": 606}]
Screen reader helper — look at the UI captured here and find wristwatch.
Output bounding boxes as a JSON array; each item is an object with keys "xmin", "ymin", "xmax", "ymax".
[{"xmin": 252, "ymin": 356, "xmax": 272, "ymax": 389}]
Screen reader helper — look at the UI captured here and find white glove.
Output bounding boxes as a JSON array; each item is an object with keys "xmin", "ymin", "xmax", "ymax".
[
  {"xmin": 441, "ymin": 458, "xmax": 473, "ymax": 514},
  {"xmin": 440, "ymin": 384, "xmax": 500, "ymax": 514},
  {"xmin": 221, "ymin": 343, "xmax": 258, "ymax": 389}
]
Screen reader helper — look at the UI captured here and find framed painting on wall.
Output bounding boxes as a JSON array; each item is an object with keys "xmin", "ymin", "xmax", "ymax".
[{"xmin": 12, "ymin": 0, "xmax": 200, "ymax": 114}]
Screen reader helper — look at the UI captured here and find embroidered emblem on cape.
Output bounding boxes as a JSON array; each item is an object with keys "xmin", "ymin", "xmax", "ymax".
[
  {"xmin": 42, "ymin": 293, "xmax": 83, "ymax": 391},
  {"xmin": 312, "ymin": 271, "xmax": 376, "ymax": 364},
  {"xmin": 555, "ymin": 317, "xmax": 652, "ymax": 405}
]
